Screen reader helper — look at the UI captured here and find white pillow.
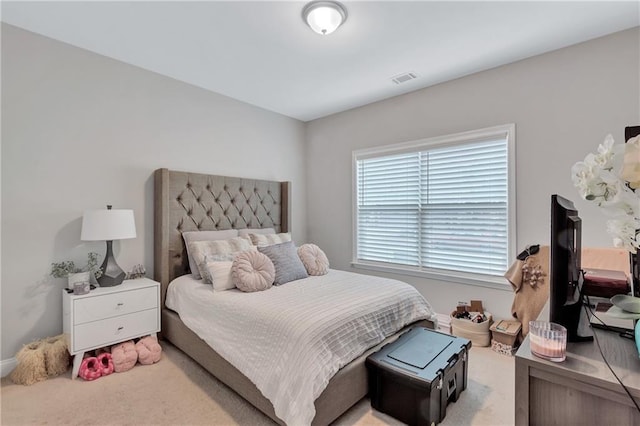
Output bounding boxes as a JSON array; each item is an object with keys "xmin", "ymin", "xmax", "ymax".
[
  {"xmin": 205, "ymin": 261, "xmax": 235, "ymax": 292},
  {"xmin": 188, "ymin": 237, "xmax": 253, "ymax": 282},
  {"xmin": 237, "ymin": 228, "xmax": 276, "ymax": 237},
  {"xmin": 297, "ymin": 244, "xmax": 329, "ymax": 276},
  {"xmin": 249, "ymin": 232, "xmax": 292, "ymax": 247},
  {"xmin": 232, "ymin": 251, "xmax": 275, "ymax": 292},
  {"xmin": 182, "ymin": 230, "xmax": 238, "ymax": 279}
]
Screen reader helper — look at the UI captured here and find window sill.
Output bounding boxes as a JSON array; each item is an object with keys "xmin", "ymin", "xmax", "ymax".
[{"xmin": 351, "ymin": 260, "xmax": 513, "ymax": 292}]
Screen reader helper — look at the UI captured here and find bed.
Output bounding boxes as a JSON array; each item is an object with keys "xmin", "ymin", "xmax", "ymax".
[{"xmin": 154, "ymin": 168, "xmax": 436, "ymax": 425}]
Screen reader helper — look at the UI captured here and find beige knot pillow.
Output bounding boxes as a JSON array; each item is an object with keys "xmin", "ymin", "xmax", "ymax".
[
  {"xmin": 232, "ymin": 250, "xmax": 275, "ymax": 292},
  {"xmin": 297, "ymin": 244, "xmax": 329, "ymax": 276}
]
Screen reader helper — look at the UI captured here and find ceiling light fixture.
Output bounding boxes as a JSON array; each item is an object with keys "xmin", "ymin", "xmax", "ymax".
[{"xmin": 302, "ymin": 1, "xmax": 347, "ymax": 35}]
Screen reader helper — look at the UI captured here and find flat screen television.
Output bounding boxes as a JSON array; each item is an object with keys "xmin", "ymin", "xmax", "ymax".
[{"xmin": 550, "ymin": 194, "xmax": 593, "ymax": 342}]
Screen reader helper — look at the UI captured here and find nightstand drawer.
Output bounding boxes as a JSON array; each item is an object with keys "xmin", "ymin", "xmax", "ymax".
[
  {"xmin": 72, "ymin": 308, "xmax": 159, "ymax": 353},
  {"xmin": 73, "ymin": 286, "xmax": 158, "ymax": 324}
]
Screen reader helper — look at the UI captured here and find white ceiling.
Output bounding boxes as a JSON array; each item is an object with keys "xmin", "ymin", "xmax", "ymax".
[{"xmin": 2, "ymin": 1, "xmax": 639, "ymax": 122}]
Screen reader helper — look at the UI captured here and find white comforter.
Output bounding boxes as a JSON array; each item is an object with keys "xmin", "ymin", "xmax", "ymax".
[{"xmin": 166, "ymin": 269, "xmax": 436, "ymax": 425}]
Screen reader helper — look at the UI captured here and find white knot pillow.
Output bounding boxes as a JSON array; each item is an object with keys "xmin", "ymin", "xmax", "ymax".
[
  {"xmin": 232, "ymin": 250, "xmax": 275, "ymax": 292},
  {"xmin": 297, "ymin": 244, "xmax": 329, "ymax": 276}
]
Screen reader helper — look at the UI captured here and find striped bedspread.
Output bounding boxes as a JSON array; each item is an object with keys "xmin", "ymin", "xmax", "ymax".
[{"xmin": 166, "ymin": 269, "xmax": 436, "ymax": 425}]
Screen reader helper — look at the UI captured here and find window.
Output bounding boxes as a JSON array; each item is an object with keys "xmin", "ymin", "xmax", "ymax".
[{"xmin": 353, "ymin": 124, "xmax": 515, "ymax": 287}]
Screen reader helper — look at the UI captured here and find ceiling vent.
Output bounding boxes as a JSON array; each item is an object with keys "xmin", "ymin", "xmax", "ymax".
[{"xmin": 391, "ymin": 72, "xmax": 417, "ymax": 84}]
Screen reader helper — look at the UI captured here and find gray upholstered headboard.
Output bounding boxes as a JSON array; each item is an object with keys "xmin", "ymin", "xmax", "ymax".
[{"xmin": 154, "ymin": 168, "xmax": 290, "ymax": 306}]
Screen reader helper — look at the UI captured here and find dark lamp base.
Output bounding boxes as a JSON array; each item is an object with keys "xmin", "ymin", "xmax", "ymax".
[{"xmin": 97, "ymin": 240, "xmax": 126, "ymax": 287}]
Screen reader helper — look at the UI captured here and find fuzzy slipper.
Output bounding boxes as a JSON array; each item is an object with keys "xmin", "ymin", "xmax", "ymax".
[
  {"xmin": 97, "ymin": 352, "xmax": 114, "ymax": 376},
  {"xmin": 43, "ymin": 335, "xmax": 70, "ymax": 377},
  {"xmin": 10, "ymin": 340, "xmax": 47, "ymax": 385},
  {"xmin": 111, "ymin": 340, "xmax": 137, "ymax": 372},
  {"xmin": 78, "ymin": 357, "xmax": 102, "ymax": 381},
  {"xmin": 135, "ymin": 336, "xmax": 162, "ymax": 365}
]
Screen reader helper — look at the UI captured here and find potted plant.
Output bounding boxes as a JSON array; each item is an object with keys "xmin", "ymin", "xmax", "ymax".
[{"xmin": 50, "ymin": 252, "xmax": 103, "ymax": 290}]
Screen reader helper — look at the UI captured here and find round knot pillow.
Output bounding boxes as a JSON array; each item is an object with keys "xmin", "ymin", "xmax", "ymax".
[
  {"xmin": 297, "ymin": 243, "xmax": 329, "ymax": 276},
  {"xmin": 232, "ymin": 250, "xmax": 275, "ymax": 292}
]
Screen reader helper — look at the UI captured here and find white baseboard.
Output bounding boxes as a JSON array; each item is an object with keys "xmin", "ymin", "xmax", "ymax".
[
  {"xmin": 436, "ymin": 313, "xmax": 451, "ymax": 334},
  {"xmin": 1, "ymin": 357, "xmax": 17, "ymax": 378}
]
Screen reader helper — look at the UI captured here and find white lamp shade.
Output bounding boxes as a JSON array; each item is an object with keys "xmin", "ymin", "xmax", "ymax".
[
  {"xmin": 303, "ymin": 1, "xmax": 346, "ymax": 35},
  {"xmin": 81, "ymin": 209, "xmax": 137, "ymax": 241}
]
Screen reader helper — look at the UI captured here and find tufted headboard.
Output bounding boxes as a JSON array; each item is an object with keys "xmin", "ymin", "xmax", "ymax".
[{"xmin": 154, "ymin": 168, "xmax": 290, "ymax": 306}]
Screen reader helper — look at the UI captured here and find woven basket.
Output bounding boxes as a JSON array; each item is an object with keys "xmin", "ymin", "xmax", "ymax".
[{"xmin": 450, "ymin": 311, "xmax": 493, "ymax": 347}]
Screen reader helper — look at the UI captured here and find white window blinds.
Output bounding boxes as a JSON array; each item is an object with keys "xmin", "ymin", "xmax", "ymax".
[{"xmin": 355, "ymin": 127, "xmax": 513, "ymax": 279}]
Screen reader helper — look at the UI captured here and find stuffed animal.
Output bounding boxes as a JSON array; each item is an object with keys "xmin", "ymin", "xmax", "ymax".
[
  {"xmin": 111, "ymin": 340, "xmax": 138, "ymax": 372},
  {"xmin": 135, "ymin": 336, "xmax": 162, "ymax": 365}
]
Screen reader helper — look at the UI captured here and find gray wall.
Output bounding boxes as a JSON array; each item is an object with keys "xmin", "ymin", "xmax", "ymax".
[
  {"xmin": 305, "ymin": 28, "xmax": 640, "ymax": 319},
  {"xmin": 2, "ymin": 23, "xmax": 639, "ymax": 362},
  {"xmin": 1, "ymin": 24, "xmax": 307, "ymax": 361}
]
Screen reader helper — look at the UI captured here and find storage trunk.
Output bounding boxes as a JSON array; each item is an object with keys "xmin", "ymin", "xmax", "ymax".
[{"xmin": 366, "ymin": 327, "xmax": 471, "ymax": 426}]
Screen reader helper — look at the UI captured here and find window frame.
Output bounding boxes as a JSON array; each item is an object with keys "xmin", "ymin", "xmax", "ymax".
[{"xmin": 351, "ymin": 124, "xmax": 516, "ymax": 290}]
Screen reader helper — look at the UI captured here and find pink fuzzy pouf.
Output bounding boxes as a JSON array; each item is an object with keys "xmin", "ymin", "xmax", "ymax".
[
  {"xmin": 111, "ymin": 341, "xmax": 137, "ymax": 372},
  {"xmin": 135, "ymin": 336, "xmax": 162, "ymax": 365}
]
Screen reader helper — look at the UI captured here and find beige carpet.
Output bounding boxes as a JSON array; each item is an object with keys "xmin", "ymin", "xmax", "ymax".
[{"xmin": 1, "ymin": 341, "xmax": 514, "ymax": 425}]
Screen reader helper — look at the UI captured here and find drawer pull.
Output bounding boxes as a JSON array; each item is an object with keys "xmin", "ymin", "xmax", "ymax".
[
  {"xmin": 116, "ymin": 326, "xmax": 124, "ymax": 334},
  {"xmin": 116, "ymin": 302, "xmax": 124, "ymax": 307}
]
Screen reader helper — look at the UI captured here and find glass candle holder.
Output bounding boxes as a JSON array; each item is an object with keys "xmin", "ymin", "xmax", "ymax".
[{"xmin": 529, "ymin": 321, "xmax": 567, "ymax": 362}]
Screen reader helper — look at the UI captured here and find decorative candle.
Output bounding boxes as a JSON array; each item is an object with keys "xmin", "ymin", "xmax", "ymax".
[{"xmin": 529, "ymin": 321, "xmax": 567, "ymax": 362}]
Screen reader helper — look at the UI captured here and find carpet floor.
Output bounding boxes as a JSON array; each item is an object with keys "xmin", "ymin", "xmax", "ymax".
[{"xmin": 1, "ymin": 340, "xmax": 514, "ymax": 425}]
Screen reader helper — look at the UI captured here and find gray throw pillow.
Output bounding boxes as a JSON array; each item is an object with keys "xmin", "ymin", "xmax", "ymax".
[{"xmin": 258, "ymin": 241, "xmax": 308, "ymax": 285}]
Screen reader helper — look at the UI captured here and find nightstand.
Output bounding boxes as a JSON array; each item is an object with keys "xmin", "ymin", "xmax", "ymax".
[{"xmin": 62, "ymin": 277, "xmax": 160, "ymax": 379}]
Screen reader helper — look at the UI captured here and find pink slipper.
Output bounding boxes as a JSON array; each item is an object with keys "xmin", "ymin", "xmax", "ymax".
[
  {"xmin": 78, "ymin": 357, "xmax": 102, "ymax": 381},
  {"xmin": 97, "ymin": 352, "xmax": 114, "ymax": 376},
  {"xmin": 135, "ymin": 336, "xmax": 162, "ymax": 365},
  {"xmin": 111, "ymin": 340, "xmax": 137, "ymax": 373}
]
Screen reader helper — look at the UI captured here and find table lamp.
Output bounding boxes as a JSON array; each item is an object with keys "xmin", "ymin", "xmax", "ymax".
[{"xmin": 81, "ymin": 205, "xmax": 136, "ymax": 286}]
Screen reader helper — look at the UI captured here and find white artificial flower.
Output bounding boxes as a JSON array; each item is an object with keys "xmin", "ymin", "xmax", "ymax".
[
  {"xmin": 610, "ymin": 141, "xmax": 626, "ymax": 171},
  {"xmin": 571, "ymin": 161, "xmax": 605, "ymax": 200},
  {"xmin": 598, "ymin": 181, "xmax": 635, "ymax": 213},
  {"xmin": 621, "ymin": 135, "xmax": 640, "ymax": 189},
  {"xmin": 598, "ymin": 134, "xmax": 615, "ymax": 156},
  {"xmin": 612, "ymin": 237, "xmax": 624, "ymax": 248},
  {"xmin": 573, "ymin": 134, "xmax": 640, "ymax": 252},
  {"xmin": 607, "ymin": 217, "xmax": 640, "ymax": 253}
]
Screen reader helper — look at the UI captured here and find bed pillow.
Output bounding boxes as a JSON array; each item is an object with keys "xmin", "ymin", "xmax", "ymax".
[
  {"xmin": 182, "ymin": 230, "xmax": 239, "ymax": 279},
  {"xmin": 232, "ymin": 251, "xmax": 275, "ymax": 292},
  {"xmin": 188, "ymin": 237, "xmax": 253, "ymax": 282},
  {"xmin": 238, "ymin": 228, "xmax": 276, "ymax": 237},
  {"xmin": 205, "ymin": 260, "xmax": 235, "ymax": 292},
  {"xmin": 249, "ymin": 232, "xmax": 292, "ymax": 247},
  {"xmin": 258, "ymin": 241, "xmax": 308, "ymax": 286},
  {"xmin": 199, "ymin": 254, "xmax": 232, "ymax": 285},
  {"xmin": 297, "ymin": 244, "xmax": 329, "ymax": 276}
]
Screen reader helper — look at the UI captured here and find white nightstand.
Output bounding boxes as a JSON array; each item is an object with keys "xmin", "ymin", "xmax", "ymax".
[{"xmin": 62, "ymin": 277, "xmax": 160, "ymax": 379}]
